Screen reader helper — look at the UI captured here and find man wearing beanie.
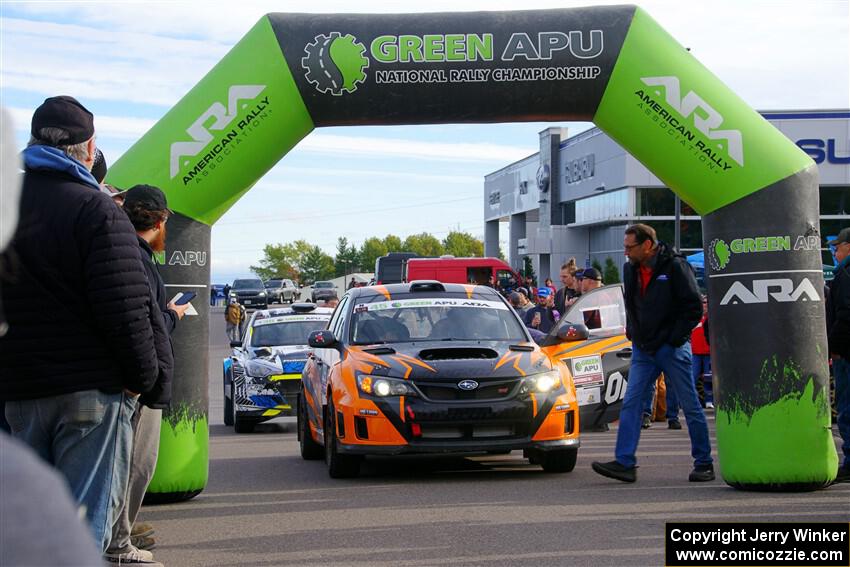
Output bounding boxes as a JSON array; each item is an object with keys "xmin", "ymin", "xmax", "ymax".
[
  {"xmin": 105, "ymin": 185, "xmax": 184, "ymax": 565},
  {"xmin": 0, "ymin": 96, "xmax": 159, "ymax": 553}
]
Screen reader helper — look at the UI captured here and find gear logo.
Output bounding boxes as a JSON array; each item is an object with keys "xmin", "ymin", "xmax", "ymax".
[
  {"xmin": 302, "ymin": 33, "xmax": 369, "ymax": 96},
  {"xmin": 709, "ymin": 238, "xmax": 731, "ymax": 271}
]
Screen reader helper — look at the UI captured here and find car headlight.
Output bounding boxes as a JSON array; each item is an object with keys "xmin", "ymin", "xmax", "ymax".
[
  {"xmin": 259, "ymin": 291, "xmax": 266, "ymax": 296},
  {"xmin": 244, "ymin": 361, "xmax": 280, "ymax": 380},
  {"xmin": 357, "ymin": 375, "xmax": 418, "ymax": 397},
  {"xmin": 520, "ymin": 370, "xmax": 562, "ymax": 394},
  {"xmin": 229, "ymin": 292, "xmax": 237, "ymax": 296}
]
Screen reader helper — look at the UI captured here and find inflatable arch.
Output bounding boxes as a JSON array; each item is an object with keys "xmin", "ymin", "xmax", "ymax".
[{"xmin": 108, "ymin": 5, "xmax": 836, "ymax": 497}]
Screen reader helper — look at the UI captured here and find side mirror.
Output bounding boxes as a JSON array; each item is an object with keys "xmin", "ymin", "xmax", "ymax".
[
  {"xmin": 230, "ymin": 340, "xmax": 242, "ymax": 348},
  {"xmin": 309, "ymin": 329, "xmax": 338, "ymax": 349},
  {"xmin": 557, "ymin": 323, "xmax": 590, "ymax": 343}
]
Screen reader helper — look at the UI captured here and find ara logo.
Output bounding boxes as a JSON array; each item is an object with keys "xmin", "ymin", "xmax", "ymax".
[
  {"xmin": 302, "ymin": 33, "xmax": 369, "ymax": 95},
  {"xmin": 169, "ymin": 85, "xmax": 266, "ymax": 178},
  {"xmin": 169, "ymin": 250, "xmax": 207, "ymax": 267},
  {"xmin": 640, "ymin": 76, "xmax": 744, "ymax": 167},
  {"xmin": 719, "ymin": 278, "xmax": 821, "ymax": 305}
]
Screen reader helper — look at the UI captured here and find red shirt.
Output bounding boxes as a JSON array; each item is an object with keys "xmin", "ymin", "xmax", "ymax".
[
  {"xmin": 691, "ymin": 315, "xmax": 710, "ymax": 355},
  {"xmin": 638, "ymin": 264, "xmax": 653, "ymax": 296}
]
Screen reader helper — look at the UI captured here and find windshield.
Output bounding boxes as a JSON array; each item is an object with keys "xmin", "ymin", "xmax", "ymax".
[
  {"xmin": 265, "ymin": 280, "xmax": 281, "ymax": 288},
  {"xmin": 350, "ymin": 297, "xmax": 526, "ymax": 344},
  {"xmin": 314, "ymin": 282, "xmax": 334, "ymax": 288},
  {"xmin": 250, "ymin": 317, "xmax": 329, "ymax": 347},
  {"xmin": 551, "ymin": 284, "xmax": 627, "ymax": 340},
  {"xmin": 233, "ymin": 279, "xmax": 263, "ymax": 289}
]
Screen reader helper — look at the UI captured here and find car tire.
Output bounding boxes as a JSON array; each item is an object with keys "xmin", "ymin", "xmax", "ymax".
[
  {"xmin": 234, "ymin": 417, "xmax": 255, "ymax": 434},
  {"xmin": 224, "ymin": 373, "xmax": 234, "ymax": 426},
  {"xmin": 232, "ymin": 382, "xmax": 255, "ymax": 434},
  {"xmin": 540, "ymin": 447, "xmax": 578, "ymax": 473},
  {"xmin": 324, "ymin": 400, "xmax": 360, "ymax": 478},
  {"xmin": 298, "ymin": 393, "xmax": 323, "ymax": 460},
  {"xmin": 524, "ymin": 448, "xmax": 541, "ymax": 465}
]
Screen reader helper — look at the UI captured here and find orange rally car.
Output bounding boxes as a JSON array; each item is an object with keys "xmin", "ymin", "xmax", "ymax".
[{"xmin": 297, "ymin": 281, "xmax": 582, "ymax": 478}]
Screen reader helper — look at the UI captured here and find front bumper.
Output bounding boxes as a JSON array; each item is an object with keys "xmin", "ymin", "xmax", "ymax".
[
  {"xmin": 335, "ymin": 384, "xmax": 579, "ymax": 455},
  {"xmin": 338, "ymin": 437, "xmax": 579, "ymax": 455},
  {"xmin": 234, "ymin": 374, "xmax": 302, "ymax": 419}
]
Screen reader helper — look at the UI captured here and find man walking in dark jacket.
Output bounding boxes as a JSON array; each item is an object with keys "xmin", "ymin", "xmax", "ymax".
[
  {"xmin": 0, "ymin": 96, "xmax": 159, "ymax": 550},
  {"xmin": 592, "ymin": 223, "xmax": 712, "ymax": 483},
  {"xmin": 104, "ymin": 185, "xmax": 183, "ymax": 564},
  {"xmin": 826, "ymin": 227, "xmax": 850, "ymax": 483}
]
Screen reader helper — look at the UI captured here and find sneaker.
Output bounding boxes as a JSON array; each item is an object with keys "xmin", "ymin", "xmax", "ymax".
[
  {"xmin": 705, "ymin": 401, "xmax": 715, "ymax": 409},
  {"xmin": 592, "ymin": 460, "xmax": 637, "ymax": 483},
  {"xmin": 131, "ymin": 522, "xmax": 155, "ymax": 538},
  {"xmin": 689, "ymin": 464, "xmax": 715, "ymax": 482},
  {"xmin": 835, "ymin": 465, "xmax": 850, "ymax": 484},
  {"xmin": 132, "ymin": 534, "xmax": 157, "ymax": 551},
  {"xmin": 641, "ymin": 415, "xmax": 652, "ymax": 429},
  {"xmin": 668, "ymin": 420, "xmax": 682, "ymax": 430},
  {"xmin": 103, "ymin": 548, "xmax": 162, "ymax": 566}
]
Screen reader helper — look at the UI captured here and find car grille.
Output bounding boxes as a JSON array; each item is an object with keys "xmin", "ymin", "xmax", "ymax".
[{"xmin": 415, "ymin": 379, "xmax": 519, "ymax": 401}]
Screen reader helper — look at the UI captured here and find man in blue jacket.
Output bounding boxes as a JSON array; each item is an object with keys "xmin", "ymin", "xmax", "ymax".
[
  {"xmin": 592, "ymin": 223, "xmax": 712, "ymax": 483},
  {"xmin": 827, "ymin": 228, "xmax": 850, "ymax": 483},
  {"xmin": 0, "ymin": 96, "xmax": 159, "ymax": 550}
]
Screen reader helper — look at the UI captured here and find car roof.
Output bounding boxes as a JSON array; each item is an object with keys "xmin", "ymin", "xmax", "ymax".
[
  {"xmin": 345, "ymin": 281, "xmax": 502, "ymax": 300},
  {"xmin": 252, "ymin": 305, "xmax": 334, "ymax": 320}
]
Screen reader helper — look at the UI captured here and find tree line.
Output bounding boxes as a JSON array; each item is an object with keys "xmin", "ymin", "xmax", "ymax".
[{"xmin": 250, "ymin": 231, "xmax": 484, "ymax": 284}]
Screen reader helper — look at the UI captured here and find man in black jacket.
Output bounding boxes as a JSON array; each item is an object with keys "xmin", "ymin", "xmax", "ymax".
[
  {"xmin": 826, "ymin": 227, "xmax": 850, "ymax": 483},
  {"xmin": 592, "ymin": 223, "xmax": 712, "ymax": 483},
  {"xmin": 105, "ymin": 185, "xmax": 184, "ymax": 564},
  {"xmin": 0, "ymin": 96, "xmax": 159, "ymax": 551}
]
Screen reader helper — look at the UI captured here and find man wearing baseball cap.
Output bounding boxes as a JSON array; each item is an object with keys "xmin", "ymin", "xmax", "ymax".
[
  {"xmin": 827, "ymin": 227, "xmax": 850, "ymax": 482},
  {"xmin": 0, "ymin": 96, "xmax": 159, "ymax": 552},
  {"xmin": 523, "ymin": 286, "xmax": 559, "ymax": 334},
  {"xmin": 579, "ymin": 267, "xmax": 604, "ymax": 294},
  {"xmin": 105, "ymin": 184, "xmax": 182, "ymax": 564}
]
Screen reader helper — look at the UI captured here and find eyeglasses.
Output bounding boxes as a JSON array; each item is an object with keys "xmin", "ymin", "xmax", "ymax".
[{"xmin": 624, "ymin": 242, "xmax": 642, "ymax": 250}]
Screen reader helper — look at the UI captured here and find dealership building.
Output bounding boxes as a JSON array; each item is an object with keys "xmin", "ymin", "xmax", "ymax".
[{"xmin": 483, "ymin": 110, "xmax": 849, "ymax": 282}]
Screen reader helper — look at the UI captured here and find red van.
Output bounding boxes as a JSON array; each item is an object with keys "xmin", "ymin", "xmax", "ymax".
[{"xmin": 404, "ymin": 257, "xmax": 522, "ymax": 288}]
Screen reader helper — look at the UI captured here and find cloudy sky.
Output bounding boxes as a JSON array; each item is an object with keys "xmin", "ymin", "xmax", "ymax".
[{"xmin": 2, "ymin": 0, "xmax": 848, "ymax": 283}]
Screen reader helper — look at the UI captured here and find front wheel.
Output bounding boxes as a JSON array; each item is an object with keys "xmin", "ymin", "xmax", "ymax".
[
  {"xmin": 298, "ymin": 393, "xmax": 323, "ymax": 460},
  {"xmin": 324, "ymin": 400, "xmax": 360, "ymax": 478},
  {"xmin": 224, "ymin": 377, "xmax": 234, "ymax": 426},
  {"xmin": 540, "ymin": 447, "xmax": 578, "ymax": 473}
]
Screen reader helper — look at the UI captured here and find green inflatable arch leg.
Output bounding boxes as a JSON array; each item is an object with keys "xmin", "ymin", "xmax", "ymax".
[{"xmin": 108, "ymin": 5, "xmax": 836, "ymax": 497}]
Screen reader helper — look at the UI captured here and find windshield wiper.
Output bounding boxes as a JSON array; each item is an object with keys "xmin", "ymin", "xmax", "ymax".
[{"xmin": 509, "ymin": 344, "xmax": 535, "ymax": 351}]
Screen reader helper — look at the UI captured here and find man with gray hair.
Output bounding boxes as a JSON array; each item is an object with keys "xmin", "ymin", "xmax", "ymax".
[{"xmin": 0, "ymin": 96, "xmax": 159, "ymax": 554}]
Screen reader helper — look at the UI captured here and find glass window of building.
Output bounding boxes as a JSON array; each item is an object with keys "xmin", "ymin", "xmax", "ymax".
[
  {"xmin": 575, "ymin": 189, "xmax": 630, "ymax": 224},
  {"xmin": 821, "ymin": 187, "xmax": 849, "ymax": 216}
]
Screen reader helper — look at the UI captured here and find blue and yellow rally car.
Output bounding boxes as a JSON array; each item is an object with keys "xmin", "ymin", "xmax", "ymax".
[{"xmin": 223, "ymin": 303, "xmax": 333, "ymax": 433}]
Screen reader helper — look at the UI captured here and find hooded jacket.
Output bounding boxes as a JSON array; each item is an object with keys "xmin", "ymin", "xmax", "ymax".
[
  {"xmin": 623, "ymin": 241, "xmax": 703, "ymax": 354},
  {"xmin": 0, "ymin": 146, "xmax": 159, "ymax": 400}
]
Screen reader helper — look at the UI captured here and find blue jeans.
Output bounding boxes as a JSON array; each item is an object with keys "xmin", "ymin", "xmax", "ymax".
[
  {"xmin": 642, "ymin": 375, "xmax": 680, "ymax": 421},
  {"xmin": 835, "ymin": 358, "xmax": 850, "ymax": 468},
  {"xmin": 692, "ymin": 354, "xmax": 712, "ymax": 404},
  {"xmin": 5, "ymin": 389, "xmax": 137, "ymax": 552},
  {"xmin": 616, "ymin": 343, "xmax": 712, "ymax": 468}
]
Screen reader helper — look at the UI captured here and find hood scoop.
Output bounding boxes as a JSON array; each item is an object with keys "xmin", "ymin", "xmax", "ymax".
[{"xmin": 418, "ymin": 348, "xmax": 499, "ymax": 361}]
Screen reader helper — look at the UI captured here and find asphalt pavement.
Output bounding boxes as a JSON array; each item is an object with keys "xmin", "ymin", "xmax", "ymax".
[{"xmin": 138, "ymin": 309, "xmax": 849, "ymax": 567}]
